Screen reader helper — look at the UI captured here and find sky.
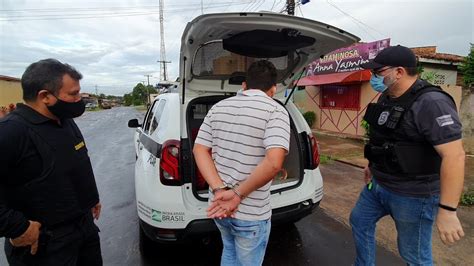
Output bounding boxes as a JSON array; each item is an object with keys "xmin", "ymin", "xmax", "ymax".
[{"xmin": 0, "ymin": 0, "xmax": 472, "ymax": 96}]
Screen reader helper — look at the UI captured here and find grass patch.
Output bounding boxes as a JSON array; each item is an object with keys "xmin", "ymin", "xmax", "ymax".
[
  {"xmin": 460, "ymin": 190, "xmax": 474, "ymax": 206},
  {"xmin": 319, "ymin": 154, "xmax": 335, "ymax": 164},
  {"xmin": 86, "ymin": 107, "xmax": 101, "ymax": 112}
]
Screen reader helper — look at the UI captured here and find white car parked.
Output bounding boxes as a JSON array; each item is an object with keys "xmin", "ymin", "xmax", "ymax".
[{"xmin": 128, "ymin": 12, "xmax": 359, "ymax": 249}]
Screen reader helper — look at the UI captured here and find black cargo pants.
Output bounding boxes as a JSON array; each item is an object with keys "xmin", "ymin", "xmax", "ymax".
[{"xmin": 4, "ymin": 212, "xmax": 102, "ymax": 266}]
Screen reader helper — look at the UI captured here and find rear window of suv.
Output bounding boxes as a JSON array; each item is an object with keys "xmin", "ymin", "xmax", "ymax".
[{"xmin": 191, "ymin": 41, "xmax": 300, "ymax": 81}]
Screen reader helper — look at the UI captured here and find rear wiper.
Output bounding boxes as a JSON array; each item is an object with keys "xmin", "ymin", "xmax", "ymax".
[{"xmin": 284, "ymin": 67, "xmax": 306, "ymax": 106}]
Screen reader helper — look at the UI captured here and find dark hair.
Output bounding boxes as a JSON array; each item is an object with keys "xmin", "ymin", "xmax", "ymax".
[
  {"xmin": 404, "ymin": 67, "xmax": 418, "ymax": 76},
  {"xmin": 21, "ymin": 58, "xmax": 82, "ymax": 102},
  {"xmin": 246, "ymin": 60, "xmax": 277, "ymax": 92}
]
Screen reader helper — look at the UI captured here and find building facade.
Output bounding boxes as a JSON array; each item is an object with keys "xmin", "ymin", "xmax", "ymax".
[{"xmin": 294, "ymin": 42, "xmax": 463, "ymax": 138}]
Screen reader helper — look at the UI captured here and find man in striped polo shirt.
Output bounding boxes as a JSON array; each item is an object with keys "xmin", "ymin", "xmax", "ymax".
[{"xmin": 193, "ymin": 60, "xmax": 290, "ymax": 265}]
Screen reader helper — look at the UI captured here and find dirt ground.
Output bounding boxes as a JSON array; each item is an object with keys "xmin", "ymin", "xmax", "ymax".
[{"xmin": 315, "ymin": 131, "xmax": 474, "ymax": 266}]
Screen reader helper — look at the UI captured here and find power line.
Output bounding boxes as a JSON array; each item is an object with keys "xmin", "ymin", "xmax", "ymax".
[
  {"xmin": 0, "ymin": 2, "xmax": 254, "ymax": 21},
  {"xmin": 325, "ymin": 0, "xmax": 385, "ymax": 39},
  {"xmin": 270, "ymin": 0, "xmax": 277, "ymax": 11},
  {"xmin": 0, "ymin": 1, "xmax": 246, "ymax": 12},
  {"xmin": 252, "ymin": 0, "xmax": 267, "ymax": 12},
  {"xmin": 298, "ymin": 2, "xmax": 304, "ymax": 17},
  {"xmin": 244, "ymin": 0, "xmax": 258, "ymax": 12}
]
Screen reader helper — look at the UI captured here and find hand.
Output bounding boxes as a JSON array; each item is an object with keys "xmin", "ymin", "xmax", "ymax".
[
  {"xmin": 91, "ymin": 202, "xmax": 102, "ymax": 220},
  {"xmin": 207, "ymin": 190, "xmax": 241, "ymax": 219},
  {"xmin": 363, "ymin": 166, "xmax": 371, "ymax": 184},
  {"xmin": 436, "ymin": 208, "xmax": 465, "ymax": 245},
  {"xmin": 10, "ymin": 220, "xmax": 42, "ymax": 255}
]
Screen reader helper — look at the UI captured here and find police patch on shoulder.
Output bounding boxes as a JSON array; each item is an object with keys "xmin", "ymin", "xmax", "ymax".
[
  {"xmin": 377, "ymin": 111, "xmax": 390, "ymax": 125},
  {"xmin": 436, "ymin": 114, "xmax": 454, "ymax": 127}
]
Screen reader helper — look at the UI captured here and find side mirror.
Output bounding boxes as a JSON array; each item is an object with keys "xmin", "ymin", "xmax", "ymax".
[{"xmin": 128, "ymin": 119, "xmax": 141, "ymax": 128}]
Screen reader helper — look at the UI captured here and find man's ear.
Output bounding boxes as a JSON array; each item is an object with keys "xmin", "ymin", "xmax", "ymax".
[
  {"xmin": 242, "ymin": 81, "xmax": 247, "ymax": 90},
  {"xmin": 396, "ymin": 67, "xmax": 405, "ymax": 78},
  {"xmin": 271, "ymin": 85, "xmax": 277, "ymax": 95},
  {"xmin": 38, "ymin": 90, "xmax": 54, "ymax": 105}
]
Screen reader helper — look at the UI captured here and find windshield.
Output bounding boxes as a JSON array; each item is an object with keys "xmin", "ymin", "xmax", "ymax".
[{"xmin": 191, "ymin": 41, "xmax": 300, "ymax": 81}]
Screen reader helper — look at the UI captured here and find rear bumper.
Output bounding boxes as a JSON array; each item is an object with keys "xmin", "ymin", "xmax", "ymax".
[
  {"xmin": 140, "ymin": 199, "xmax": 320, "ymax": 243},
  {"xmin": 272, "ymin": 199, "xmax": 319, "ymax": 225}
]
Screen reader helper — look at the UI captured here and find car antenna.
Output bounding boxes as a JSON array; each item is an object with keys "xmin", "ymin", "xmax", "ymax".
[{"xmin": 284, "ymin": 67, "xmax": 306, "ymax": 106}]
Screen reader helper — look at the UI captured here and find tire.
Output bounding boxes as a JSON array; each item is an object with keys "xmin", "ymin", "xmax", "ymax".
[{"xmin": 139, "ymin": 224, "xmax": 155, "ymax": 257}]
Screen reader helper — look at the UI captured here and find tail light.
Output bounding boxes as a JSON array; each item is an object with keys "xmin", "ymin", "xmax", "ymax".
[
  {"xmin": 309, "ymin": 133, "xmax": 320, "ymax": 169},
  {"xmin": 160, "ymin": 140, "xmax": 181, "ymax": 186}
]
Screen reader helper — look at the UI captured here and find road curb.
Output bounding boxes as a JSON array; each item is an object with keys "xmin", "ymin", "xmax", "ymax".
[{"xmin": 333, "ymin": 159, "xmax": 365, "ymax": 169}]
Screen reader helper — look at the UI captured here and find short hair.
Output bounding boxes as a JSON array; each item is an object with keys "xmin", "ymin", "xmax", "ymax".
[
  {"xmin": 246, "ymin": 60, "xmax": 277, "ymax": 92},
  {"xmin": 404, "ymin": 67, "xmax": 418, "ymax": 76},
  {"xmin": 21, "ymin": 58, "xmax": 82, "ymax": 102}
]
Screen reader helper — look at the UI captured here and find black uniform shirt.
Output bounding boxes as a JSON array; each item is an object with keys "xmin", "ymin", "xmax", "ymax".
[
  {"xmin": 371, "ymin": 80, "xmax": 463, "ymax": 196},
  {"xmin": 0, "ymin": 104, "xmax": 99, "ymax": 238}
]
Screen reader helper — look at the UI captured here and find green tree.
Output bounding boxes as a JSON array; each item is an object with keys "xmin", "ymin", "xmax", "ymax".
[
  {"xmin": 421, "ymin": 71, "xmax": 436, "ymax": 83},
  {"xmin": 460, "ymin": 43, "xmax": 474, "ymax": 87},
  {"xmin": 132, "ymin": 83, "xmax": 149, "ymax": 105},
  {"xmin": 126, "ymin": 83, "xmax": 158, "ymax": 106},
  {"xmin": 123, "ymin": 93, "xmax": 133, "ymax": 106}
]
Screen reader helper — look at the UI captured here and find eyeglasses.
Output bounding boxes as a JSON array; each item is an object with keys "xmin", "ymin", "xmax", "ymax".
[{"xmin": 371, "ymin": 66, "xmax": 395, "ymax": 76}]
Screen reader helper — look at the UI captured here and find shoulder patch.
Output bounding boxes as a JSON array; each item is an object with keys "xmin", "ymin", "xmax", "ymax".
[
  {"xmin": 436, "ymin": 114, "xmax": 454, "ymax": 127},
  {"xmin": 75, "ymin": 141, "xmax": 85, "ymax": 150}
]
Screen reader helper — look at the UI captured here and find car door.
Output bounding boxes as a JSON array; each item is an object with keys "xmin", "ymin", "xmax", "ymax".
[
  {"xmin": 134, "ymin": 102, "xmax": 155, "ymax": 157},
  {"xmin": 137, "ymin": 99, "xmax": 168, "ymax": 179}
]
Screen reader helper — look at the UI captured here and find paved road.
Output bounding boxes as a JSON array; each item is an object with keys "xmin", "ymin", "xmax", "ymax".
[{"xmin": 1, "ymin": 107, "xmax": 403, "ymax": 265}]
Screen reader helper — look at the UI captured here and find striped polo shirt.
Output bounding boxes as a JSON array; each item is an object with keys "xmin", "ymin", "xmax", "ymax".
[{"xmin": 195, "ymin": 89, "xmax": 290, "ymax": 221}]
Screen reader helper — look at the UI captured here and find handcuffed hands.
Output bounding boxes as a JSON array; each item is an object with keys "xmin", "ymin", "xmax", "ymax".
[{"xmin": 207, "ymin": 189, "xmax": 241, "ymax": 219}]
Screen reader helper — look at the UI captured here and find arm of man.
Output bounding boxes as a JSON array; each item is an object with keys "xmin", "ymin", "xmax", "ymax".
[
  {"xmin": 412, "ymin": 91, "xmax": 465, "ymax": 245},
  {"xmin": 192, "ymin": 106, "xmax": 225, "ymax": 191},
  {"xmin": 434, "ymin": 139, "xmax": 465, "ymax": 244},
  {"xmin": 193, "ymin": 143, "xmax": 225, "ymax": 190},
  {"xmin": 0, "ymin": 121, "xmax": 42, "ymax": 254}
]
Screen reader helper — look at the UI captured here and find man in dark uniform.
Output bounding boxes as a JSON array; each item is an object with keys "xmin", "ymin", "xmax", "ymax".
[
  {"xmin": 350, "ymin": 45, "xmax": 465, "ymax": 265},
  {"xmin": 0, "ymin": 59, "xmax": 102, "ymax": 265}
]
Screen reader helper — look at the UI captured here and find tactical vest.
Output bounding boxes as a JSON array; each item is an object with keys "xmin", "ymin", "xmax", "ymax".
[
  {"xmin": 363, "ymin": 80, "xmax": 455, "ymax": 177},
  {"xmin": 5, "ymin": 112, "xmax": 99, "ymax": 227}
]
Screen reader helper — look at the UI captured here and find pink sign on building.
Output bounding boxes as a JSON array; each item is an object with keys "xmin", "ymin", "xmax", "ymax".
[{"xmin": 306, "ymin": 38, "xmax": 391, "ymax": 76}]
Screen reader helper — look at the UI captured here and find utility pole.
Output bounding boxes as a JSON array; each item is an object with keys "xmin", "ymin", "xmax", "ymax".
[
  {"xmin": 144, "ymin": 74, "xmax": 152, "ymax": 105},
  {"xmin": 287, "ymin": 0, "xmax": 295, "ymax": 15},
  {"xmin": 157, "ymin": 60, "xmax": 171, "ymax": 81},
  {"xmin": 144, "ymin": 75, "xmax": 152, "ymax": 86},
  {"xmin": 95, "ymin": 85, "xmax": 98, "ymax": 96}
]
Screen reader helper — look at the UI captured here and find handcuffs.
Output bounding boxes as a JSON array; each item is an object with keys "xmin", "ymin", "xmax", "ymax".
[{"xmin": 211, "ymin": 181, "xmax": 245, "ymax": 200}]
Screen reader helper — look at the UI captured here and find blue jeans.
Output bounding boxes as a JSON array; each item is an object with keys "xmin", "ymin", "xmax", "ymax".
[
  {"xmin": 350, "ymin": 178, "xmax": 439, "ymax": 266},
  {"xmin": 214, "ymin": 218, "xmax": 271, "ymax": 266}
]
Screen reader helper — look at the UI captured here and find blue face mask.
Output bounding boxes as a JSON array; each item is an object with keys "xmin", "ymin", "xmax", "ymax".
[{"xmin": 369, "ymin": 74, "xmax": 387, "ymax": 93}]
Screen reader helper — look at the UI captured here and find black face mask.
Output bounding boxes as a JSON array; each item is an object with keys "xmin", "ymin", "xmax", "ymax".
[{"xmin": 47, "ymin": 97, "xmax": 86, "ymax": 119}]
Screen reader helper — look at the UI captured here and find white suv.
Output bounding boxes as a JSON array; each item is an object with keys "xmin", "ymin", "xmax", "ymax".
[{"xmin": 128, "ymin": 12, "xmax": 358, "ymax": 248}]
